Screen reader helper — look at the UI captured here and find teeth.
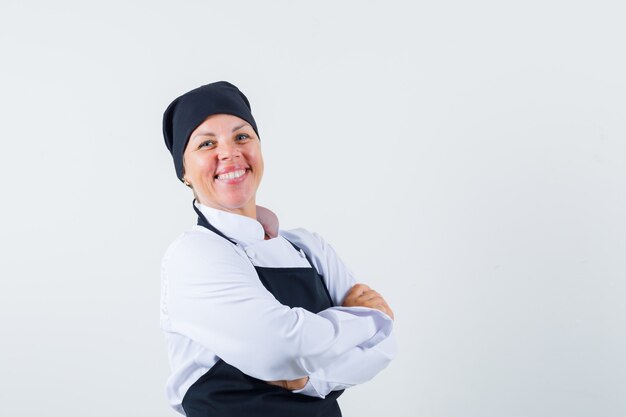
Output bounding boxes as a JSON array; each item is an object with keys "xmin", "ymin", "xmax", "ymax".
[{"xmin": 217, "ymin": 169, "xmax": 246, "ymax": 180}]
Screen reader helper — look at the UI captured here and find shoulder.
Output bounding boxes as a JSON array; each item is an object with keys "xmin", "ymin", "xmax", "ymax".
[
  {"xmin": 163, "ymin": 226, "xmax": 226, "ymax": 258},
  {"xmin": 162, "ymin": 226, "xmax": 244, "ymax": 275},
  {"xmin": 280, "ymin": 228, "xmax": 325, "ymax": 251},
  {"xmin": 279, "ymin": 228, "xmax": 337, "ymax": 264}
]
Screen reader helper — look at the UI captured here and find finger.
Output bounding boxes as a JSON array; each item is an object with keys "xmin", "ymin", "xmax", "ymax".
[
  {"xmin": 360, "ymin": 301, "xmax": 385, "ymax": 312},
  {"xmin": 285, "ymin": 377, "xmax": 309, "ymax": 390},
  {"xmin": 344, "ymin": 293, "xmax": 379, "ymax": 308},
  {"xmin": 373, "ymin": 299, "xmax": 394, "ymax": 319},
  {"xmin": 266, "ymin": 380, "xmax": 287, "ymax": 389},
  {"xmin": 348, "ymin": 284, "xmax": 370, "ymax": 297},
  {"xmin": 343, "ymin": 284, "xmax": 371, "ymax": 305},
  {"xmin": 355, "ymin": 290, "xmax": 382, "ymax": 303},
  {"xmin": 360, "ymin": 292, "xmax": 393, "ymax": 315},
  {"xmin": 346, "ymin": 291, "xmax": 384, "ymax": 308},
  {"xmin": 349, "ymin": 285, "xmax": 369, "ymax": 300},
  {"xmin": 361, "ymin": 298, "xmax": 391, "ymax": 315},
  {"xmin": 378, "ymin": 299, "xmax": 394, "ymax": 319},
  {"xmin": 357, "ymin": 293, "xmax": 384, "ymax": 306},
  {"xmin": 376, "ymin": 304, "xmax": 393, "ymax": 319}
]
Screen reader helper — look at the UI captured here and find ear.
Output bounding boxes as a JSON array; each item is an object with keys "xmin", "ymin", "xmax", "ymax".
[{"xmin": 181, "ymin": 163, "xmax": 191, "ymax": 187}]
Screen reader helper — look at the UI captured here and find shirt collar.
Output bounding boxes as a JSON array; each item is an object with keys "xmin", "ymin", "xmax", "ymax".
[{"xmin": 195, "ymin": 201, "xmax": 280, "ymax": 246}]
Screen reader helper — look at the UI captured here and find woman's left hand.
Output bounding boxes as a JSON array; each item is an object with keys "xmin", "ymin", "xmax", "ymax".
[
  {"xmin": 342, "ymin": 283, "xmax": 395, "ymax": 320},
  {"xmin": 266, "ymin": 376, "xmax": 309, "ymax": 390}
]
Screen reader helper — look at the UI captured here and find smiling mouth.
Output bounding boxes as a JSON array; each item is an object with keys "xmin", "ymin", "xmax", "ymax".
[{"xmin": 215, "ymin": 168, "xmax": 249, "ymax": 181}]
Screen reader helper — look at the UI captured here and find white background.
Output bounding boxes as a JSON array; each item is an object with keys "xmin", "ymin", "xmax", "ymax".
[{"xmin": 1, "ymin": 1, "xmax": 624, "ymax": 416}]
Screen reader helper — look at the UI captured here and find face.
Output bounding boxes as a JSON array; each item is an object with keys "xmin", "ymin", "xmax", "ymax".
[{"xmin": 183, "ymin": 113, "xmax": 264, "ymax": 218}]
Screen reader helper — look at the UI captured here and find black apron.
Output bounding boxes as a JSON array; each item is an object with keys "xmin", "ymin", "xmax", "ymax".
[{"xmin": 181, "ymin": 204, "xmax": 344, "ymax": 417}]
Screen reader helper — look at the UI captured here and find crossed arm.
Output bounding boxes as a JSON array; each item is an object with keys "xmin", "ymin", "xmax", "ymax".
[
  {"xmin": 266, "ymin": 283, "xmax": 395, "ymax": 390},
  {"xmin": 165, "ymin": 229, "xmax": 396, "ymax": 396}
]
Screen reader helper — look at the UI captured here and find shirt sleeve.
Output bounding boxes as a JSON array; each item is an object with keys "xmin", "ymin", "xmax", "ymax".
[
  {"xmin": 162, "ymin": 230, "xmax": 394, "ymax": 382},
  {"xmin": 292, "ymin": 331, "xmax": 398, "ymax": 397},
  {"xmin": 281, "ymin": 229, "xmax": 398, "ymax": 398}
]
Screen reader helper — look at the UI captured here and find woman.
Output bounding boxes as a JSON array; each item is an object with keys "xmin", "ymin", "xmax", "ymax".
[{"xmin": 161, "ymin": 81, "xmax": 397, "ymax": 417}]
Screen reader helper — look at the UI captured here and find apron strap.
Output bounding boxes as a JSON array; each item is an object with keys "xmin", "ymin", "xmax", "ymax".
[{"xmin": 193, "ymin": 200, "xmax": 238, "ymax": 245}]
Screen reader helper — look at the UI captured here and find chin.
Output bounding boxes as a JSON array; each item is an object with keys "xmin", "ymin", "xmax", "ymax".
[{"xmin": 219, "ymin": 197, "xmax": 255, "ymax": 212}]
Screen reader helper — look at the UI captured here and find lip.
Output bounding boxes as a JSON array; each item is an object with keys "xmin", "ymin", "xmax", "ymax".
[{"xmin": 214, "ymin": 166, "xmax": 251, "ymax": 185}]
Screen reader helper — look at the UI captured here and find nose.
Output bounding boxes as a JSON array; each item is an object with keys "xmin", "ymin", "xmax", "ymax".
[{"xmin": 217, "ymin": 141, "xmax": 241, "ymax": 160}]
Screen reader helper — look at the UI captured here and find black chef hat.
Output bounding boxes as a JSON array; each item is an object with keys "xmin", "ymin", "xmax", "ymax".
[{"xmin": 162, "ymin": 81, "xmax": 259, "ymax": 181}]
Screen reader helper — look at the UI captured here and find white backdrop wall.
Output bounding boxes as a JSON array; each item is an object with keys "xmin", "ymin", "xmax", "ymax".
[{"xmin": 1, "ymin": 1, "xmax": 624, "ymax": 416}]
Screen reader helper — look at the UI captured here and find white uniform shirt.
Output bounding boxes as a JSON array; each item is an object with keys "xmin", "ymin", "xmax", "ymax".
[{"xmin": 160, "ymin": 202, "xmax": 397, "ymax": 414}]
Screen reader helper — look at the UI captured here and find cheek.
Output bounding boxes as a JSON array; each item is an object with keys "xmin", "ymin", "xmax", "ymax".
[
  {"xmin": 186, "ymin": 155, "xmax": 215, "ymax": 178},
  {"xmin": 249, "ymin": 148, "xmax": 264, "ymax": 171}
]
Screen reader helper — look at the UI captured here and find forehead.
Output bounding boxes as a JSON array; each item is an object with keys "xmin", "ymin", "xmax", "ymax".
[{"xmin": 191, "ymin": 113, "xmax": 251, "ymax": 136}]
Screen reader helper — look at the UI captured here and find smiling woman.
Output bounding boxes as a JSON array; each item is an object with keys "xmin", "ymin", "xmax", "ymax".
[
  {"xmin": 183, "ymin": 114, "xmax": 264, "ymax": 218},
  {"xmin": 160, "ymin": 81, "xmax": 397, "ymax": 417}
]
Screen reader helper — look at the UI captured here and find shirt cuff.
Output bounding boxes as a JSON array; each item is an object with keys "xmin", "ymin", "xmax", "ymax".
[
  {"xmin": 327, "ymin": 305, "xmax": 394, "ymax": 348},
  {"xmin": 291, "ymin": 377, "xmax": 325, "ymax": 398}
]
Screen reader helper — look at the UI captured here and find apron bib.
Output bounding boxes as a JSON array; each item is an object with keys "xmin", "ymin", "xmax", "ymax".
[{"xmin": 181, "ymin": 205, "xmax": 344, "ymax": 417}]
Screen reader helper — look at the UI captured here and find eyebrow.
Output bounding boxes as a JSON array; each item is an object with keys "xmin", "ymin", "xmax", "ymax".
[{"xmin": 191, "ymin": 123, "xmax": 250, "ymax": 140}]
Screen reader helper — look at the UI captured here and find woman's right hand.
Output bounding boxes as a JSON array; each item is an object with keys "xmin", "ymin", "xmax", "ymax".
[
  {"xmin": 266, "ymin": 376, "xmax": 309, "ymax": 391},
  {"xmin": 342, "ymin": 284, "xmax": 394, "ymax": 320}
]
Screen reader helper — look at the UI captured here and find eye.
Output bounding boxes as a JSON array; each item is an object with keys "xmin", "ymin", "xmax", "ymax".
[
  {"xmin": 235, "ymin": 133, "xmax": 250, "ymax": 142},
  {"xmin": 198, "ymin": 139, "xmax": 215, "ymax": 149}
]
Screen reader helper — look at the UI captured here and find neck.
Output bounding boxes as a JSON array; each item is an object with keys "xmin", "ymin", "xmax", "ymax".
[
  {"xmin": 238, "ymin": 205, "xmax": 257, "ymax": 220},
  {"xmin": 197, "ymin": 199, "xmax": 257, "ymax": 220}
]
